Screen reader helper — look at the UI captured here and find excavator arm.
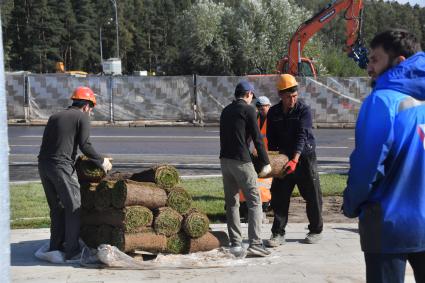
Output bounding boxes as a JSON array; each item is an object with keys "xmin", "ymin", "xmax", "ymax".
[{"xmin": 277, "ymin": 0, "xmax": 368, "ymax": 77}]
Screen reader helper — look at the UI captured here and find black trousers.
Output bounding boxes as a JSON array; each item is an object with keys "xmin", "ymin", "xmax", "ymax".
[
  {"xmin": 38, "ymin": 160, "xmax": 81, "ymax": 259},
  {"xmin": 365, "ymin": 251, "xmax": 425, "ymax": 283},
  {"xmin": 270, "ymin": 151, "xmax": 323, "ymax": 235}
]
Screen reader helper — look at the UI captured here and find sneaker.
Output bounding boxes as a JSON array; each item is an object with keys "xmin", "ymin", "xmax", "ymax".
[
  {"xmin": 264, "ymin": 234, "xmax": 285, "ymax": 248},
  {"xmin": 302, "ymin": 232, "xmax": 322, "ymax": 244},
  {"xmin": 229, "ymin": 245, "xmax": 247, "ymax": 258},
  {"xmin": 247, "ymin": 244, "xmax": 271, "ymax": 257}
]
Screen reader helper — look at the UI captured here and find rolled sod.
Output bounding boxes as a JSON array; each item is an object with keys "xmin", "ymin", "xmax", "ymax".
[
  {"xmin": 166, "ymin": 187, "xmax": 192, "ymax": 214},
  {"xmin": 81, "ymin": 206, "xmax": 153, "ymax": 233},
  {"xmin": 80, "ymin": 182, "xmax": 98, "ymax": 210},
  {"xmin": 121, "ymin": 230, "xmax": 167, "ymax": 253},
  {"xmin": 153, "ymin": 207, "xmax": 183, "ymax": 237},
  {"xmin": 94, "ymin": 180, "xmax": 115, "ymax": 210},
  {"xmin": 187, "ymin": 231, "xmax": 230, "ymax": 253},
  {"xmin": 166, "ymin": 232, "xmax": 189, "ymax": 254},
  {"xmin": 252, "ymin": 151, "xmax": 289, "ymax": 178},
  {"xmin": 130, "ymin": 165, "xmax": 180, "ymax": 188},
  {"xmin": 75, "ymin": 155, "xmax": 106, "ymax": 183},
  {"xmin": 124, "ymin": 206, "xmax": 153, "ymax": 233},
  {"xmin": 80, "ymin": 225, "xmax": 98, "ymax": 248},
  {"xmin": 104, "ymin": 171, "xmax": 133, "ymax": 181},
  {"xmin": 183, "ymin": 209, "xmax": 209, "ymax": 238},
  {"xmin": 112, "ymin": 179, "xmax": 167, "ymax": 209}
]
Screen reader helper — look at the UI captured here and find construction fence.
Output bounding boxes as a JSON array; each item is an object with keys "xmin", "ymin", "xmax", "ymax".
[{"xmin": 5, "ymin": 73, "xmax": 371, "ymax": 125}]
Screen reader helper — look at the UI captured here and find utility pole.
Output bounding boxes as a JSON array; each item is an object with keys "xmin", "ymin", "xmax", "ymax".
[{"xmin": 110, "ymin": 0, "xmax": 119, "ymax": 58}]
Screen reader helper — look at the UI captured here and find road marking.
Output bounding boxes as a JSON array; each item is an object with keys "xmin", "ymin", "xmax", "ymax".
[
  {"xmin": 10, "ymin": 145, "xmax": 39, "ymax": 147},
  {"xmin": 317, "ymin": 146, "xmax": 348, "ymax": 149},
  {"xmin": 19, "ymin": 135, "xmax": 219, "ymax": 139}
]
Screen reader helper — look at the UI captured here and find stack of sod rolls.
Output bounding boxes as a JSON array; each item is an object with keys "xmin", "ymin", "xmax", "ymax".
[{"xmin": 76, "ymin": 158, "xmax": 229, "ymax": 254}]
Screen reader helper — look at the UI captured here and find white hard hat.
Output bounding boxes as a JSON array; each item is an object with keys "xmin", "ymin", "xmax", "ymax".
[{"xmin": 256, "ymin": 96, "xmax": 271, "ymax": 106}]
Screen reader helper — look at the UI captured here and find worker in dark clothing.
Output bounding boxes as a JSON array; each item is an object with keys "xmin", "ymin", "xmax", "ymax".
[
  {"xmin": 264, "ymin": 74, "xmax": 323, "ymax": 247},
  {"xmin": 38, "ymin": 86, "xmax": 112, "ymax": 260},
  {"xmin": 220, "ymin": 80, "xmax": 272, "ymax": 257}
]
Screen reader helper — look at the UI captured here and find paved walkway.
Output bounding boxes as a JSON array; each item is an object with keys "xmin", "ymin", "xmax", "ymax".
[{"xmin": 10, "ymin": 223, "xmax": 415, "ymax": 283}]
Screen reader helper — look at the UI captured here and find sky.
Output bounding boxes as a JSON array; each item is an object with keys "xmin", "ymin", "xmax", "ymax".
[{"xmin": 392, "ymin": 0, "xmax": 425, "ymax": 7}]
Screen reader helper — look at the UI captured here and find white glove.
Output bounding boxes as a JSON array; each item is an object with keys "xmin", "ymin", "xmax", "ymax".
[
  {"xmin": 101, "ymin": 158, "xmax": 113, "ymax": 173},
  {"xmin": 258, "ymin": 164, "xmax": 272, "ymax": 178}
]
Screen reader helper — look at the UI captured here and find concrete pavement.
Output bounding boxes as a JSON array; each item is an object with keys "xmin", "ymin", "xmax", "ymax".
[{"xmin": 10, "ymin": 223, "xmax": 415, "ymax": 283}]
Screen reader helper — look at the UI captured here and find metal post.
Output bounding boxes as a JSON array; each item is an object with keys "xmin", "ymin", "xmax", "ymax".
[
  {"xmin": 109, "ymin": 75, "xmax": 114, "ymax": 123},
  {"xmin": 0, "ymin": 13, "xmax": 11, "ymax": 283},
  {"xmin": 110, "ymin": 0, "xmax": 119, "ymax": 58},
  {"xmin": 99, "ymin": 26, "xmax": 103, "ymax": 65}
]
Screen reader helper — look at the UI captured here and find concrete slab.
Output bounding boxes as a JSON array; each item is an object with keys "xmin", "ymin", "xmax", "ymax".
[{"xmin": 10, "ymin": 223, "xmax": 415, "ymax": 283}]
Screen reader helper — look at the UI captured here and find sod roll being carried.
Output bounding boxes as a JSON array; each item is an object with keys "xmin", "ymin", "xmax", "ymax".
[
  {"xmin": 166, "ymin": 187, "xmax": 192, "ymax": 214},
  {"xmin": 153, "ymin": 207, "xmax": 183, "ymax": 237},
  {"xmin": 112, "ymin": 179, "xmax": 167, "ymax": 209},
  {"xmin": 81, "ymin": 206, "xmax": 153, "ymax": 233},
  {"xmin": 75, "ymin": 155, "xmax": 106, "ymax": 183},
  {"xmin": 183, "ymin": 209, "xmax": 209, "ymax": 238},
  {"xmin": 252, "ymin": 151, "xmax": 289, "ymax": 178},
  {"xmin": 130, "ymin": 165, "xmax": 180, "ymax": 188}
]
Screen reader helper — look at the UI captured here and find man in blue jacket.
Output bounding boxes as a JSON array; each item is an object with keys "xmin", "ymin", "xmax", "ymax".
[{"xmin": 343, "ymin": 29, "xmax": 425, "ymax": 282}]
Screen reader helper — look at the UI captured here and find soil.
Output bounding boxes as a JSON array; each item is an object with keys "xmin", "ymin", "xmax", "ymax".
[{"xmin": 266, "ymin": 196, "xmax": 357, "ymax": 223}]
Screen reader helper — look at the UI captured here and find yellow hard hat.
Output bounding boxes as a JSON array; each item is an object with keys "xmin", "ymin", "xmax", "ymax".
[{"xmin": 276, "ymin": 74, "xmax": 298, "ymax": 91}]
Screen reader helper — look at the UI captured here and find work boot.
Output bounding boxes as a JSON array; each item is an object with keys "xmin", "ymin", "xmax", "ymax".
[
  {"xmin": 264, "ymin": 234, "xmax": 285, "ymax": 248},
  {"xmin": 247, "ymin": 244, "xmax": 271, "ymax": 257},
  {"xmin": 302, "ymin": 232, "xmax": 322, "ymax": 244},
  {"xmin": 229, "ymin": 244, "xmax": 247, "ymax": 258}
]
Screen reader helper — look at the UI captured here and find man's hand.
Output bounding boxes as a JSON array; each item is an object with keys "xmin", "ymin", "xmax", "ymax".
[
  {"xmin": 258, "ymin": 164, "xmax": 272, "ymax": 177},
  {"xmin": 102, "ymin": 157, "xmax": 113, "ymax": 173},
  {"xmin": 284, "ymin": 159, "xmax": 298, "ymax": 174}
]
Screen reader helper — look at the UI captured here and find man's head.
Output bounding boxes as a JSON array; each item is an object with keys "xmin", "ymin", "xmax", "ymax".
[
  {"xmin": 367, "ymin": 29, "xmax": 422, "ymax": 82},
  {"xmin": 276, "ymin": 74, "xmax": 298, "ymax": 111},
  {"xmin": 234, "ymin": 80, "xmax": 256, "ymax": 104},
  {"xmin": 256, "ymin": 96, "xmax": 271, "ymax": 117},
  {"xmin": 71, "ymin": 86, "xmax": 97, "ymax": 114}
]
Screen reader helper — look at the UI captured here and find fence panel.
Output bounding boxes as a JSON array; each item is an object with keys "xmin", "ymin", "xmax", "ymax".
[
  {"xmin": 112, "ymin": 76, "xmax": 194, "ymax": 121},
  {"xmin": 27, "ymin": 74, "xmax": 110, "ymax": 121},
  {"xmin": 5, "ymin": 72, "xmax": 25, "ymax": 119}
]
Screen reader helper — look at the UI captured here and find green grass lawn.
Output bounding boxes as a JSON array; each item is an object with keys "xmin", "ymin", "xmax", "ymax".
[{"xmin": 10, "ymin": 174, "xmax": 347, "ymax": 229}]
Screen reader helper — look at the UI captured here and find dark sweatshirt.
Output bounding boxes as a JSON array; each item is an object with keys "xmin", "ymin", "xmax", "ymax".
[
  {"xmin": 38, "ymin": 106, "xmax": 103, "ymax": 164},
  {"xmin": 220, "ymin": 99, "xmax": 269, "ymax": 167},
  {"xmin": 267, "ymin": 99, "xmax": 316, "ymax": 157}
]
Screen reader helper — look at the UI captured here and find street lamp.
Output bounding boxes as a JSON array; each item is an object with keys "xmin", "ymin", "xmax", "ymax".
[{"xmin": 110, "ymin": 0, "xmax": 119, "ymax": 58}]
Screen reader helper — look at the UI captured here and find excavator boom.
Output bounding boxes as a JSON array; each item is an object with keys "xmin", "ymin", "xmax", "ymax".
[{"xmin": 277, "ymin": 0, "xmax": 368, "ymax": 77}]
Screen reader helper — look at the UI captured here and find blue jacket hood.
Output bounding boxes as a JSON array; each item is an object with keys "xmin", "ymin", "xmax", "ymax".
[{"xmin": 374, "ymin": 51, "xmax": 425, "ymax": 100}]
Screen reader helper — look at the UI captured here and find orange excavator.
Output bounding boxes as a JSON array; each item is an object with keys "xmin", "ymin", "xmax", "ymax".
[{"xmin": 276, "ymin": 0, "xmax": 369, "ymax": 77}]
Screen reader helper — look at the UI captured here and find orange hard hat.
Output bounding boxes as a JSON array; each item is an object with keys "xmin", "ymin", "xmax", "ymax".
[
  {"xmin": 276, "ymin": 74, "xmax": 298, "ymax": 91},
  {"xmin": 71, "ymin": 86, "xmax": 96, "ymax": 107}
]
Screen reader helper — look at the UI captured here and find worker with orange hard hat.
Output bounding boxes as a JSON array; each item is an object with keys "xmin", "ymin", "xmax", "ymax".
[
  {"xmin": 38, "ymin": 86, "xmax": 112, "ymax": 260},
  {"xmin": 264, "ymin": 74, "xmax": 323, "ymax": 247}
]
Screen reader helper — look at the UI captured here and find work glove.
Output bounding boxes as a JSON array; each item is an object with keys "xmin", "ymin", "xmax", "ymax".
[
  {"xmin": 101, "ymin": 157, "xmax": 113, "ymax": 173},
  {"xmin": 258, "ymin": 164, "xmax": 272, "ymax": 178},
  {"xmin": 284, "ymin": 159, "xmax": 298, "ymax": 174}
]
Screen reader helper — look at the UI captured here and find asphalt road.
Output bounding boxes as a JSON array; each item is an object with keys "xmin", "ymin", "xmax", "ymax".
[{"xmin": 8, "ymin": 126, "xmax": 354, "ymax": 182}]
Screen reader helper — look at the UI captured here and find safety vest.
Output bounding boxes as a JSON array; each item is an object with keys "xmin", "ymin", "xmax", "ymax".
[
  {"xmin": 258, "ymin": 116, "xmax": 268, "ymax": 150},
  {"xmin": 240, "ymin": 177, "xmax": 272, "ymax": 203}
]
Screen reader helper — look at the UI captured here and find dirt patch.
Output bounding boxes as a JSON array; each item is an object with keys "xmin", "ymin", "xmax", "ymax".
[{"xmin": 268, "ymin": 196, "xmax": 357, "ymax": 223}]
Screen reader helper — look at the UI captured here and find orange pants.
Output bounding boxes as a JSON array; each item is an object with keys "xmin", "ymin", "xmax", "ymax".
[{"xmin": 239, "ymin": 178, "xmax": 272, "ymax": 203}]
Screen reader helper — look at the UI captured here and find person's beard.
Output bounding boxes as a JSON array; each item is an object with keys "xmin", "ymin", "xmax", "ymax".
[{"xmin": 369, "ymin": 62, "xmax": 394, "ymax": 88}]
